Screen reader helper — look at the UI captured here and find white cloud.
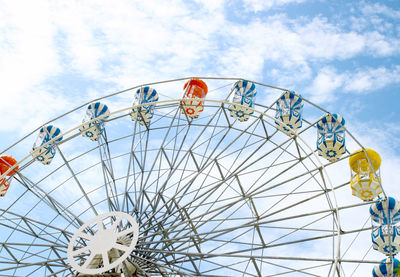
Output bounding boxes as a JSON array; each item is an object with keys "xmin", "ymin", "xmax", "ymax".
[
  {"xmin": 209, "ymin": 15, "xmax": 369, "ymax": 85},
  {"xmin": 303, "ymin": 67, "xmax": 344, "ymax": 104},
  {"xmin": 0, "ymin": 0, "xmax": 66, "ymax": 134},
  {"xmin": 0, "ymin": 0, "xmax": 225, "ymax": 135},
  {"xmin": 365, "ymin": 31, "xmax": 399, "ymax": 56},
  {"xmin": 52, "ymin": 0, "xmax": 227, "ymax": 85},
  {"xmin": 361, "ymin": 2, "xmax": 400, "ymax": 19},
  {"xmin": 242, "ymin": 0, "xmax": 309, "ymax": 12},
  {"xmin": 292, "ymin": 17, "xmax": 366, "ymax": 60},
  {"xmin": 195, "ymin": 0, "xmax": 225, "ymax": 11},
  {"xmin": 344, "ymin": 66, "xmax": 400, "ymax": 93},
  {"xmin": 303, "ymin": 65, "xmax": 400, "ymax": 104}
]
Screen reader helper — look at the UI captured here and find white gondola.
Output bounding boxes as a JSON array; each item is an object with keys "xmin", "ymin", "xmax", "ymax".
[
  {"xmin": 228, "ymin": 80, "xmax": 256, "ymax": 122},
  {"xmin": 32, "ymin": 125, "xmax": 63, "ymax": 165},
  {"xmin": 373, "ymin": 258, "xmax": 400, "ymax": 276},
  {"xmin": 370, "ymin": 197, "xmax": 400, "ymax": 256},
  {"xmin": 316, "ymin": 113, "xmax": 346, "ymax": 161},
  {"xmin": 274, "ymin": 90, "xmax": 303, "ymax": 134},
  {"xmin": 80, "ymin": 102, "xmax": 110, "ymax": 141},
  {"xmin": 130, "ymin": 86, "xmax": 159, "ymax": 125}
]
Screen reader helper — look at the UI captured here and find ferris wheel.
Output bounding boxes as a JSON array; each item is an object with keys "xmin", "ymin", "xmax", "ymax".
[{"xmin": 0, "ymin": 77, "xmax": 396, "ymax": 276}]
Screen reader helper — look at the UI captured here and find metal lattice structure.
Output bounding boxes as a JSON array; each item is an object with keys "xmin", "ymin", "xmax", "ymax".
[{"xmin": 0, "ymin": 78, "xmax": 385, "ymax": 276}]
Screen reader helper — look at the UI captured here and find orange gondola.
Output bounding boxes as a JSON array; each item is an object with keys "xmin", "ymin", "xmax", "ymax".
[
  {"xmin": 181, "ymin": 79, "xmax": 208, "ymax": 119},
  {"xmin": 0, "ymin": 155, "xmax": 19, "ymax": 196}
]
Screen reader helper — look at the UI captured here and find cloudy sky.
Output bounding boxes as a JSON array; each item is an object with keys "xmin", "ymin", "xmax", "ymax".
[
  {"xmin": 2, "ymin": 0, "xmax": 399, "ymax": 188},
  {"xmin": 1, "ymin": 0, "xmax": 399, "ymax": 152},
  {"xmin": 0, "ymin": 0, "xmax": 399, "ymax": 275}
]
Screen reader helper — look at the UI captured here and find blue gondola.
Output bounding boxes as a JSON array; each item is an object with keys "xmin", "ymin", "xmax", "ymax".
[
  {"xmin": 274, "ymin": 90, "xmax": 303, "ymax": 134},
  {"xmin": 131, "ymin": 86, "xmax": 159, "ymax": 125},
  {"xmin": 32, "ymin": 125, "xmax": 63, "ymax": 165},
  {"xmin": 228, "ymin": 80, "xmax": 257, "ymax": 122},
  {"xmin": 373, "ymin": 258, "xmax": 400, "ymax": 276},
  {"xmin": 316, "ymin": 113, "xmax": 346, "ymax": 161},
  {"xmin": 370, "ymin": 197, "xmax": 400, "ymax": 256},
  {"xmin": 80, "ymin": 102, "xmax": 110, "ymax": 141}
]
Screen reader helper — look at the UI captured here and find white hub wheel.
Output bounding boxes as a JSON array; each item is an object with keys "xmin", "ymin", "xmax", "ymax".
[{"xmin": 67, "ymin": 211, "xmax": 138, "ymax": 275}]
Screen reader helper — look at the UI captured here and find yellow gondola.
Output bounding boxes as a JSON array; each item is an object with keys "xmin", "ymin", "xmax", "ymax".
[{"xmin": 349, "ymin": 148, "xmax": 382, "ymax": 201}]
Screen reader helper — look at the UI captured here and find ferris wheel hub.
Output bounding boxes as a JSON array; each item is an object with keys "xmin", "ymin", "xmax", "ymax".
[
  {"xmin": 89, "ymin": 229, "xmax": 117, "ymax": 253},
  {"xmin": 67, "ymin": 211, "xmax": 139, "ymax": 275}
]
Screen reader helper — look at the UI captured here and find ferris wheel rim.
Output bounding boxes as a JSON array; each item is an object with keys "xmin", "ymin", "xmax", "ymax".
[{"xmin": 0, "ymin": 79, "xmax": 383, "ymax": 276}]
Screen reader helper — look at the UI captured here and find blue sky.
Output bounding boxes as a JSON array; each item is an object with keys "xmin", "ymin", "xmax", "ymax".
[{"xmin": 0, "ymin": 0, "xmax": 399, "ymax": 275}]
